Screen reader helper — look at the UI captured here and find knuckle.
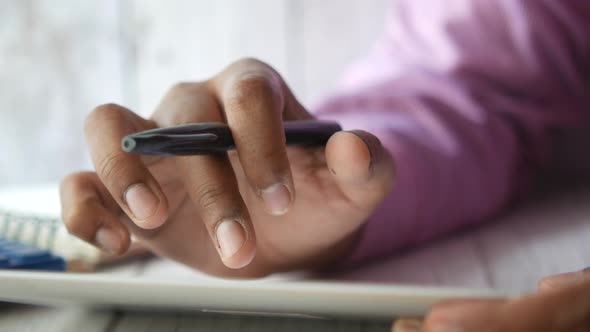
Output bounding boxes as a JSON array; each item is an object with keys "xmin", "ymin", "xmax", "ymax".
[
  {"xmin": 234, "ymin": 73, "xmax": 274, "ymax": 97},
  {"xmin": 85, "ymin": 103, "xmax": 121, "ymax": 130},
  {"xmin": 96, "ymin": 152, "xmax": 130, "ymax": 187},
  {"xmin": 59, "ymin": 172, "xmax": 84, "ymax": 193},
  {"xmin": 168, "ymin": 81, "xmax": 198, "ymax": 96},
  {"xmin": 94, "ymin": 102, "xmax": 121, "ymax": 112},
  {"xmin": 61, "ymin": 171, "xmax": 95, "ymax": 187},
  {"xmin": 226, "ymin": 72, "xmax": 279, "ymax": 113},
  {"xmin": 85, "ymin": 103, "xmax": 126, "ymax": 138},
  {"xmin": 194, "ymin": 181, "xmax": 227, "ymax": 211},
  {"xmin": 231, "ymin": 57, "xmax": 267, "ymax": 69},
  {"xmin": 62, "ymin": 205, "xmax": 91, "ymax": 239}
]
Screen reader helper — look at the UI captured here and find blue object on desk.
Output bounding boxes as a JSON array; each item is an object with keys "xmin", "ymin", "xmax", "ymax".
[{"xmin": 0, "ymin": 238, "xmax": 66, "ymax": 271}]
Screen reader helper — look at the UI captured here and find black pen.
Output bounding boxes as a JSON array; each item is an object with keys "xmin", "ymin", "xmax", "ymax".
[{"xmin": 121, "ymin": 120, "xmax": 342, "ymax": 156}]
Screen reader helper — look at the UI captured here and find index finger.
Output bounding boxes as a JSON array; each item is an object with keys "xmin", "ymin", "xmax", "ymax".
[{"xmin": 85, "ymin": 103, "xmax": 169, "ymax": 229}]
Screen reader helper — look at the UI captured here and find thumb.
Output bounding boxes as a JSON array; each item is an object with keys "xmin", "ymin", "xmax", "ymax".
[{"xmin": 325, "ymin": 130, "xmax": 395, "ymax": 214}]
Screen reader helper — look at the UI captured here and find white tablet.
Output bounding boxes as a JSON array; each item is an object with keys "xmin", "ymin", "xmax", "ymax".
[
  {"xmin": 0, "ymin": 270, "xmax": 509, "ymax": 319},
  {"xmin": 0, "ymin": 185, "xmax": 513, "ymax": 319}
]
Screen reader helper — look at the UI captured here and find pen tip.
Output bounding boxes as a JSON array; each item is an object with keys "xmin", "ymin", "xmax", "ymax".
[{"xmin": 121, "ymin": 137, "xmax": 136, "ymax": 153}]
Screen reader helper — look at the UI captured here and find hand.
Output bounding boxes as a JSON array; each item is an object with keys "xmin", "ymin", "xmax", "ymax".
[
  {"xmin": 60, "ymin": 58, "xmax": 395, "ymax": 277},
  {"xmin": 392, "ymin": 267, "xmax": 590, "ymax": 332}
]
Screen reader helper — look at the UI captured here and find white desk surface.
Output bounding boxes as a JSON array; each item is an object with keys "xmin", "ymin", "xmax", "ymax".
[{"xmin": 1, "ymin": 184, "xmax": 589, "ymax": 331}]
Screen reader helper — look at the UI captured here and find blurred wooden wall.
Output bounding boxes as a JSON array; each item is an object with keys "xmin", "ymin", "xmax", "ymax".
[{"xmin": 0, "ymin": 0, "xmax": 389, "ymax": 185}]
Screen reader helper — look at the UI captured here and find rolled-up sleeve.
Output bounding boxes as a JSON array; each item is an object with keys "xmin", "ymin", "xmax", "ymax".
[{"xmin": 313, "ymin": 0, "xmax": 590, "ymax": 265}]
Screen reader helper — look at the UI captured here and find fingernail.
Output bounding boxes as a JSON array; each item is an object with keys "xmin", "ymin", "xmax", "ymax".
[
  {"xmin": 216, "ymin": 219, "xmax": 247, "ymax": 258},
  {"xmin": 125, "ymin": 183, "xmax": 159, "ymax": 221},
  {"xmin": 392, "ymin": 318, "xmax": 423, "ymax": 332},
  {"xmin": 95, "ymin": 227, "xmax": 121, "ymax": 254},
  {"xmin": 260, "ymin": 183, "xmax": 292, "ymax": 216},
  {"xmin": 347, "ymin": 130, "xmax": 381, "ymax": 172}
]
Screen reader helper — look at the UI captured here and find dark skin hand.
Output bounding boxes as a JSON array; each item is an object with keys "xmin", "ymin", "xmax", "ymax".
[
  {"xmin": 60, "ymin": 58, "xmax": 396, "ymax": 277},
  {"xmin": 392, "ymin": 268, "xmax": 590, "ymax": 332},
  {"xmin": 60, "ymin": 57, "xmax": 588, "ymax": 329}
]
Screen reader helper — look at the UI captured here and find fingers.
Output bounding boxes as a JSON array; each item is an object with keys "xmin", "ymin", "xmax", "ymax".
[
  {"xmin": 60, "ymin": 172, "xmax": 131, "ymax": 254},
  {"xmin": 212, "ymin": 58, "xmax": 295, "ymax": 216},
  {"xmin": 152, "ymin": 83, "xmax": 256, "ymax": 269},
  {"xmin": 325, "ymin": 130, "xmax": 396, "ymax": 215},
  {"xmin": 176, "ymin": 152, "xmax": 257, "ymax": 269},
  {"xmin": 539, "ymin": 267, "xmax": 590, "ymax": 292},
  {"xmin": 85, "ymin": 103, "xmax": 169, "ymax": 229},
  {"xmin": 422, "ymin": 299, "xmax": 509, "ymax": 332},
  {"xmin": 423, "ymin": 277, "xmax": 590, "ymax": 332},
  {"xmin": 405, "ymin": 269, "xmax": 590, "ymax": 332}
]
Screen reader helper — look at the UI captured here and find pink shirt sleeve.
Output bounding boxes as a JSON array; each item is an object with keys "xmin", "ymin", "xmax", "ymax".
[{"xmin": 313, "ymin": 0, "xmax": 590, "ymax": 266}]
